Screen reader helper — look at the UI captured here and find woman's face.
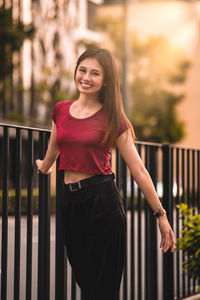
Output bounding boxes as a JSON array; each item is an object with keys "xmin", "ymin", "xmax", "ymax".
[{"xmin": 75, "ymin": 58, "xmax": 105, "ymax": 97}]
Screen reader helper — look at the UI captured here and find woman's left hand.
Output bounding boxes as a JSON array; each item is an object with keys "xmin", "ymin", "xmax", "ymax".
[
  {"xmin": 157, "ymin": 215, "xmax": 175, "ymax": 253},
  {"xmin": 35, "ymin": 159, "xmax": 52, "ymax": 174}
]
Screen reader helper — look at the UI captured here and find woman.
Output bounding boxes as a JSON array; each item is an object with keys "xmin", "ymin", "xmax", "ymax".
[{"xmin": 36, "ymin": 47, "xmax": 175, "ymax": 300}]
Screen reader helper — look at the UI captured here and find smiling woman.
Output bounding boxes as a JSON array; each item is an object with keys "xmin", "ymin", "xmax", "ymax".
[{"xmin": 35, "ymin": 47, "xmax": 175, "ymax": 300}]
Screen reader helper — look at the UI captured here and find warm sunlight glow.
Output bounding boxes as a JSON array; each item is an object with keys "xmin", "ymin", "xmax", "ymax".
[{"xmin": 130, "ymin": 2, "xmax": 200, "ymax": 56}]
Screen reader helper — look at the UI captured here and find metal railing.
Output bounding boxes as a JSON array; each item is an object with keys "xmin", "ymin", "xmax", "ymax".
[{"xmin": 0, "ymin": 122, "xmax": 200, "ymax": 300}]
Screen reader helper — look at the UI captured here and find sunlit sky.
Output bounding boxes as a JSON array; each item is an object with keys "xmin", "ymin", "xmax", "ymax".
[{"xmin": 127, "ymin": 1, "xmax": 200, "ymax": 57}]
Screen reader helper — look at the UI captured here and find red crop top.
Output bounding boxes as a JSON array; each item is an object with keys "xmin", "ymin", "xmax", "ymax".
[{"xmin": 51, "ymin": 100, "xmax": 129, "ymax": 175}]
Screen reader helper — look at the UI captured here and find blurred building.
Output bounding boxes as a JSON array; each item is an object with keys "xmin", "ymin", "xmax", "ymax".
[
  {"xmin": 0, "ymin": 0, "xmax": 103, "ymax": 126},
  {"xmin": 25, "ymin": 0, "xmax": 103, "ymax": 125}
]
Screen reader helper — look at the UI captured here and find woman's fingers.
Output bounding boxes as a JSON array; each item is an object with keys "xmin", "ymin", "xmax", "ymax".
[
  {"xmin": 160, "ymin": 229, "xmax": 176, "ymax": 253},
  {"xmin": 170, "ymin": 230, "xmax": 176, "ymax": 253},
  {"xmin": 35, "ymin": 159, "xmax": 52, "ymax": 174},
  {"xmin": 35, "ymin": 159, "xmax": 42, "ymax": 172}
]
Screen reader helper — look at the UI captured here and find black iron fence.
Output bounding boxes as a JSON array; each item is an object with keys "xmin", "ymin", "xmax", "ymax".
[{"xmin": 0, "ymin": 122, "xmax": 200, "ymax": 300}]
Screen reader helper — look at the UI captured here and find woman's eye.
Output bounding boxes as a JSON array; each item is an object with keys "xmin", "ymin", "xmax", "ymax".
[
  {"xmin": 93, "ymin": 72, "xmax": 100, "ymax": 76},
  {"xmin": 79, "ymin": 68, "xmax": 85, "ymax": 73}
]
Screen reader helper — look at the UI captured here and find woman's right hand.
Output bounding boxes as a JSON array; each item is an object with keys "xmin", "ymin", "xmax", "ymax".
[{"xmin": 35, "ymin": 159, "xmax": 53, "ymax": 174}]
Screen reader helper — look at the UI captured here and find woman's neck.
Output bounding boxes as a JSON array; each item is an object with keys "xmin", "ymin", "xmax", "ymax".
[{"xmin": 77, "ymin": 94, "xmax": 101, "ymax": 108}]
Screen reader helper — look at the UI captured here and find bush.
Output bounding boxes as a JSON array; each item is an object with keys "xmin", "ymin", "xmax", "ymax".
[{"xmin": 176, "ymin": 203, "xmax": 200, "ymax": 291}]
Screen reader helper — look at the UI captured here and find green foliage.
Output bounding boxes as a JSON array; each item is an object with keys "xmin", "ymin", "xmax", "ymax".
[
  {"xmin": 176, "ymin": 203, "xmax": 200, "ymax": 285},
  {"xmin": 0, "ymin": 6, "xmax": 34, "ymax": 123},
  {"xmin": 0, "ymin": 7, "xmax": 34, "ymax": 78},
  {"xmin": 131, "ymin": 78, "xmax": 185, "ymax": 143},
  {"xmin": 95, "ymin": 17, "xmax": 191, "ymax": 143},
  {"xmin": 131, "ymin": 35, "xmax": 190, "ymax": 143},
  {"xmin": 95, "ymin": 16, "xmax": 124, "ymax": 59}
]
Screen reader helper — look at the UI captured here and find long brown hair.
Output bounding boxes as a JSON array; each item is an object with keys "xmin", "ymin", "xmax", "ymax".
[{"xmin": 74, "ymin": 47, "xmax": 135, "ymax": 147}]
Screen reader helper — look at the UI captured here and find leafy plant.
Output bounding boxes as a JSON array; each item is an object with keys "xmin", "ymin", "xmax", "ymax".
[
  {"xmin": 176, "ymin": 203, "xmax": 200, "ymax": 291},
  {"xmin": 95, "ymin": 16, "xmax": 191, "ymax": 143},
  {"xmin": 0, "ymin": 7, "xmax": 34, "ymax": 79}
]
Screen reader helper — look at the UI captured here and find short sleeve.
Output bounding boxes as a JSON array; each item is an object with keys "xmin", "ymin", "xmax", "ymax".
[
  {"xmin": 51, "ymin": 102, "xmax": 60, "ymax": 123},
  {"xmin": 118, "ymin": 115, "xmax": 130, "ymax": 137}
]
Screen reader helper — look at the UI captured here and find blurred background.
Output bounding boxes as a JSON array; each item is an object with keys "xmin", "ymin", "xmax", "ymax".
[{"xmin": 0, "ymin": 0, "xmax": 200, "ymax": 148}]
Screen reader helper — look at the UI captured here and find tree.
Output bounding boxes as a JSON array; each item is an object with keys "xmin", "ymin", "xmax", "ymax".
[
  {"xmin": 0, "ymin": 6, "xmax": 34, "ymax": 120},
  {"xmin": 131, "ymin": 35, "xmax": 190, "ymax": 143},
  {"xmin": 95, "ymin": 16, "xmax": 191, "ymax": 143}
]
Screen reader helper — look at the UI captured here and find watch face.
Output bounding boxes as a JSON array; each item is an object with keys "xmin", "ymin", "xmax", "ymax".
[{"xmin": 154, "ymin": 207, "xmax": 167, "ymax": 218}]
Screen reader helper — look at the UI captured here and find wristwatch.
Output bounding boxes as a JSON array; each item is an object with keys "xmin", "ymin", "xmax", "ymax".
[{"xmin": 153, "ymin": 206, "xmax": 167, "ymax": 218}]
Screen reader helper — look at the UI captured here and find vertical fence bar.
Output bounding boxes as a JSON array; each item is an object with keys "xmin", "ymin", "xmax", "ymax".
[
  {"xmin": 43, "ymin": 132, "xmax": 51, "ymax": 299},
  {"xmin": 170, "ymin": 147, "xmax": 174, "ymax": 228},
  {"xmin": 198, "ymin": 151, "xmax": 200, "ymax": 213},
  {"xmin": 130, "ymin": 174, "xmax": 135, "ymax": 300},
  {"xmin": 144, "ymin": 145, "xmax": 150, "ymax": 300},
  {"xmin": 55, "ymin": 160, "xmax": 67, "ymax": 300},
  {"xmin": 37, "ymin": 131, "xmax": 51, "ymax": 300},
  {"xmin": 176, "ymin": 148, "xmax": 180, "ymax": 299},
  {"xmin": 192, "ymin": 150, "xmax": 195, "ymax": 208},
  {"xmin": 137, "ymin": 144, "xmax": 142, "ymax": 300},
  {"xmin": 192, "ymin": 150, "xmax": 196, "ymax": 294},
  {"xmin": 121, "ymin": 158, "xmax": 127, "ymax": 300},
  {"xmin": 198, "ymin": 150, "xmax": 200, "ymax": 290},
  {"xmin": 145, "ymin": 145, "xmax": 158, "ymax": 300},
  {"xmin": 38, "ymin": 131, "xmax": 44, "ymax": 300},
  {"xmin": 1, "ymin": 126, "xmax": 9, "ymax": 300},
  {"xmin": 187, "ymin": 149, "xmax": 191, "ymax": 296},
  {"xmin": 162, "ymin": 144, "xmax": 174, "ymax": 300},
  {"xmin": 187, "ymin": 150, "xmax": 191, "ymax": 208},
  {"xmin": 149, "ymin": 146, "xmax": 158, "ymax": 300},
  {"xmin": 181, "ymin": 149, "xmax": 186, "ymax": 298},
  {"xmin": 14, "ymin": 128, "xmax": 22, "ymax": 300},
  {"xmin": 26, "ymin": 129, "xmax": 33, "ymax": 300}
]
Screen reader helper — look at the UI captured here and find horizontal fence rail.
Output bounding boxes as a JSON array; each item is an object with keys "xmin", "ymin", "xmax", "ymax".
[{"xmin": 0, "ymin": 122, "xmax": 200, "ymax": 300}]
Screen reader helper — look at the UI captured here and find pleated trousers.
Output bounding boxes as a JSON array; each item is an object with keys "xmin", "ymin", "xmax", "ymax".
[{"xmin": 60, "ymin": 175, "xmax": 126, "ymax": 300}]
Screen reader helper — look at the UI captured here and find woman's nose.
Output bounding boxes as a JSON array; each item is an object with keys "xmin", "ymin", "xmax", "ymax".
[{"xmin": 83, "ymin": 72, "xmax": 91, "ymax": 80}]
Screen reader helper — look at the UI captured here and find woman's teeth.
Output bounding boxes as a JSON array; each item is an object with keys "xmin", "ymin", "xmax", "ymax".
[{"xmin": 81, "ymin": 82, "xmax": 92, "ymax": 87}]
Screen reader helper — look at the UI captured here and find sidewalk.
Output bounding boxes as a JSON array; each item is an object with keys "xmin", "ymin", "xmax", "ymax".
[{"xmin": 184, "ymin": 295, "xmax": 200, "ymax": 300}]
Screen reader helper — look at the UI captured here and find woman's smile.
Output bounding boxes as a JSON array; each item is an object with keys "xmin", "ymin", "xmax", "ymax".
[{"xmin": 80, "ymin": 80, "xmax": 93, "ymax": 89}]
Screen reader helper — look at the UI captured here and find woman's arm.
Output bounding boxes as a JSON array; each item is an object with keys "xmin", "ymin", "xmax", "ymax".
[
  {"xmin": 117, "ymin": 129, "xmax": 175, "ymax": 253},
  {"xmin": 35, "ymin": 121, "xmax": 60, "ymax": 174}
]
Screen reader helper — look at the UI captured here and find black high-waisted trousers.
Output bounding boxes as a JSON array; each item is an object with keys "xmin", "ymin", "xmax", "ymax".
[{"xmin": 60, "ymin": 174, "xmax": 126, "ymax": 300}]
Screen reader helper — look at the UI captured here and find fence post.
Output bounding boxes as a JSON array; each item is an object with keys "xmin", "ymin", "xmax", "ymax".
[
  {"xmin": 146, "ymin": 146, "xmax": 158, "ymax": 300},
  {"xmin": 1, "ymin": 126, "xmax": 9, "ymax": 300},
  {"xmin": 55, "ymin": 159, "xmax": 67, "ymax": 300},
  {"xmin": 121, "ymin": 157, "xmax": 127, "ymax": 300},
  {"xmin": 37, "ymin": 132, "xmax": 51, "ymax": 300},
  {"xmin": 162, "ymin": 144, "xmax": 174, "ymax": 300}
]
